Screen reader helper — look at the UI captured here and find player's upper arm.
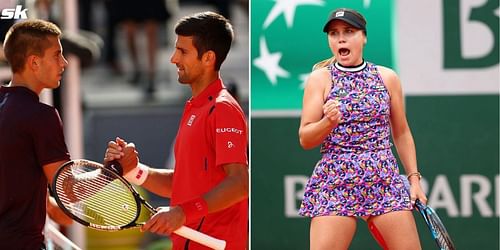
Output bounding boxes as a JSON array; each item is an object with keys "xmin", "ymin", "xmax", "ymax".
[
  {"xmin": 34, "ymin": 107, "xmax": 70, "ymax": 187},
  {"xmin": 43, "ymin": 160, "xmax": 68, "ymax": 188},
  {"xmin": 300, "ymin": 68, "xmax": 330, "ymax": 129},
  {"xmin": 377, "ymin": 66, "xmax": 400, "ymax": 98},
  {"xmin": 222, "ymin": 162, "xmax": 248, "ymax": 196},
  {"xmin": 377, "ymin": 65, "xmax": 409, "ymax": 137},
  {"xmin": 222, "ymin": 163, "xmax": 248, "ymax": 177}
]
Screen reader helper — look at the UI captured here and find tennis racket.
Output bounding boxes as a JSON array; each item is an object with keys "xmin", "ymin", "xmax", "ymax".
[
  {"xmin": 414, "ymin": 199, "xmax": 455, "ymax": 250},
  {"xmin": 51, "ymin": 159, "xmax": 226, "ymax": 250}
]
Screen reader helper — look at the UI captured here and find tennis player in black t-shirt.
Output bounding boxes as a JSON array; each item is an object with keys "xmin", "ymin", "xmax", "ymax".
[{"xmin": 0, "ymin": 19, "xmax": 72, "ymax": 249}]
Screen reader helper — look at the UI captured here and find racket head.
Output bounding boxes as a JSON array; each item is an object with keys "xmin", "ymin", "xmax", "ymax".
[
  {"xmin": 415, "ymin": 200, "xmax": 456, "ymax": 250},
  {"xmin": 52, "ymin": 159, "xmax": 143, "ymax": 231}
]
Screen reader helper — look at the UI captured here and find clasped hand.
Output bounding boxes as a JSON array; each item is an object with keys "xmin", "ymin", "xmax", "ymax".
[
  {"xmin": 323, "ymin": 99, "xmax": 342, "ymax": 125},
  {"xmin": 104, "ymin": 137, "xmax": 139, "ymax": 174},
  {"xmin": 141, "ymin": 206, "xmax": 186, "ymax": 236}
]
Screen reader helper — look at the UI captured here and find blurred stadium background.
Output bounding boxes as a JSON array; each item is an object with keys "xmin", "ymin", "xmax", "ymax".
[{"xmin": 251, "ymin": 0, "xmax": 498, "ymax": 249}]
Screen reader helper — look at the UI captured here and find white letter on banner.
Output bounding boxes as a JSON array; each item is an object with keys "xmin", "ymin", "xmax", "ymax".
[
  {"xmin": 284, "ymin": 175, "xmax": 308, "ymax": 218},
  {"xmin": 461, "ymin": 175, "xmax": 493, "ymax": 217},
  {"xmin": 496, "ymin": 175, "xmax": 499, "ymax": 217},
  {"xmin": 428, "ymin": 175, "xmax": 459, "ymax": 217}
]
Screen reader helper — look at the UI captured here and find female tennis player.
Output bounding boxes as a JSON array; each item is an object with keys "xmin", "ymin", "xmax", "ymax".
[{"xmin": 298, "ymin": 8, "xmax": 427, "ymax": 250}]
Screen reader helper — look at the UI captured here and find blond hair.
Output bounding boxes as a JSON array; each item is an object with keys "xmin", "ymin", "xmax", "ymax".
[{"xmin": 312, "ymin": 56, "xmax": 336, "ymax": 71}]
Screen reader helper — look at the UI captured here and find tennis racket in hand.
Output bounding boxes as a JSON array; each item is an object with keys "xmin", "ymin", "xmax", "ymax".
[
  {"xmin": 414, "ymin": 199, "xmax": 455, "ymax": 250},
  {"xmin": 52, "ymin": 159, "xmax": 226, "ymax": 250}
]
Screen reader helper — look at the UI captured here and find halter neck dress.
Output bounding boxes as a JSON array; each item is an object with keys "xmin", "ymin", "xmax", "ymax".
[{"xmin": 299, "ymin": 61, "xmax": 412, "ymax": 217}]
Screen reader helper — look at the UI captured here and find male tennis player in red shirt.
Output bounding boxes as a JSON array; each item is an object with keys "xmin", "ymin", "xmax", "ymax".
[{"xmin": 105, "ymin": 12, "xmax": 248, "ymax": 250}]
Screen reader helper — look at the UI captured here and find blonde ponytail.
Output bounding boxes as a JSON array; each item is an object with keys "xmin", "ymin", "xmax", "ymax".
[{"xmin": 312, "ymin": 56, "xmax": 336, "ymax": 71}]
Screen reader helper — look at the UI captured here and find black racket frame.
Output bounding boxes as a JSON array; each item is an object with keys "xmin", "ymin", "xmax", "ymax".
[{"xmin": 52, "ymin": 159, "xmax": 155, "ymax": 231}]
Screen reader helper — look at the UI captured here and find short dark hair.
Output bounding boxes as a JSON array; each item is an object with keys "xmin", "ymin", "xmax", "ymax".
[
  {"xmin": 174, "ymin": 11, "xmax": 234, "ymax": 70},
  {"xmin": 3, "ymin": 19, "xmax": 62, "ymax": 73}
]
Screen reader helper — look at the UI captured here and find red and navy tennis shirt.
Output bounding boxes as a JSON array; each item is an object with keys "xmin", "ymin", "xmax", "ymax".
[{"xmin": 171, "ymin": 78, "xmax": 248, "ymax": 250}]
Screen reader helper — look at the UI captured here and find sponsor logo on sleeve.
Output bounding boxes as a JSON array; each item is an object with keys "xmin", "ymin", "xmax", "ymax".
[{"xmin": 216, "ymin": 127, "xmax": 243, "ymax": 135}]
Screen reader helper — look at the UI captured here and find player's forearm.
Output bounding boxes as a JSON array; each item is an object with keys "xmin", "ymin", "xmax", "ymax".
[
  {"xmin": 203, "ymin": 169, "xmax": 249, "ymax": 213},
  {"xmin": 299, "ymin": 117, "xmax": 335, "ymax": 149},
  {"xmin": 393, "ymin": 129, "xmax": 419, "ymax": 177},
  {"xmin": 141, "ymin": 165, "xmax": 174, "ymax": 198}
]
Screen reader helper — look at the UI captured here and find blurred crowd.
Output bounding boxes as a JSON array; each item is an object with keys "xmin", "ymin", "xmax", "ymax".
[{"xmin": 1, "ymin": 0, "xmax": 248, "ymax": 99}]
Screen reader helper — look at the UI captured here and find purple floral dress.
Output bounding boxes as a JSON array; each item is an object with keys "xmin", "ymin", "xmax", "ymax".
[{"xmin": 299, "ymin": 61, "xmax": 412, "ymax": 217}]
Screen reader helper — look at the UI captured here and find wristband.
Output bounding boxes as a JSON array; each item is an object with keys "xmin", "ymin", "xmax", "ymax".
[
  {"xmin": 179, "ymin": 197, "xmax": 208, "ymax": 223},
  {"xmin": 124, "ymin": 163, "xmax": 149, "ymax": 185},
  {"xmin": 407, "ymin": 172, "xmax": 422, "ymax": 181}
]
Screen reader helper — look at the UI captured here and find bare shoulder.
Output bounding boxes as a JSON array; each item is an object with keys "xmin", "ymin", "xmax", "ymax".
[
  {"xmin": 305, "ymin": 66, "xmax": 331, "ymax": 91},
  {"xmin": 376, "ymin": 65, "xmax": 401, "ymax": 92}
]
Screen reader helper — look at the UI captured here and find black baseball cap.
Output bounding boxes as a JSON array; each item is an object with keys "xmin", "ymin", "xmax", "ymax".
[{"xmin": 323, "ymin": 8, "xmax": 367, "ymax": 33}]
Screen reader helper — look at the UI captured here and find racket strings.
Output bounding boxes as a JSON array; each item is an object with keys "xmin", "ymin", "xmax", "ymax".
[
  {"xmin": 56, "ymin": 180, "xmax": 136, "ymax": 226},
  {"xmin": 55, "ymin": 163, "xmax": 139, "ymax": 227},
  {"xmin": 58, "ymin": 170, "xmax": 128, "ymax": 206},
  {"xmin": 56, "ymin": 175, "xmax": 136, "ymax": 226}
]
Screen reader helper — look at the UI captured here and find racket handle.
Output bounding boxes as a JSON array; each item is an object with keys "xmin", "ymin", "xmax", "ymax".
[{"xmin": 174, "ymin": 226, "xmax": 226, "ymax": 250}]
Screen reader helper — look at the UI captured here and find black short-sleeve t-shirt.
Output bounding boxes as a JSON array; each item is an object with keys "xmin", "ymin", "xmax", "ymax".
[{"xmin": 0, "ymin": 86, "xmax": 70, "ymax": 249}]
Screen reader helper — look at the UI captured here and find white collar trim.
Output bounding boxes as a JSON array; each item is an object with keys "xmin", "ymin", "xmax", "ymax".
[{"xmin": 334, "ymin": 61, "xmax": 367, "ymax": 72}]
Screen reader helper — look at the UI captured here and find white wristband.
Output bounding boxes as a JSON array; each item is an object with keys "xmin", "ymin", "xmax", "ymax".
[{"xmin": 124, "ymin": 163, "xmax": 149, "ymax": 185}]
